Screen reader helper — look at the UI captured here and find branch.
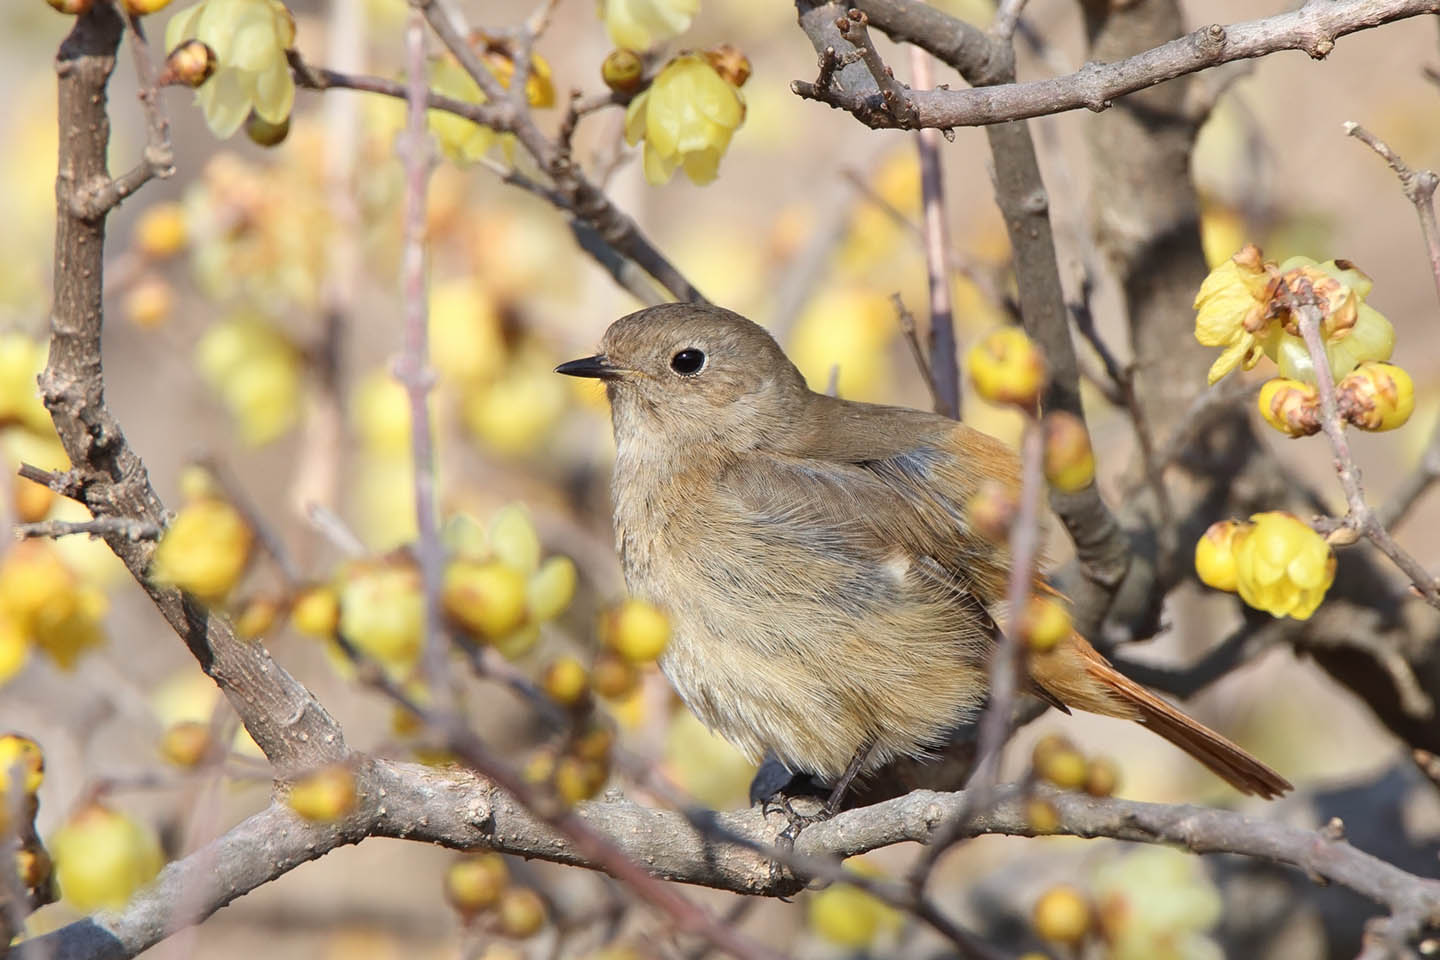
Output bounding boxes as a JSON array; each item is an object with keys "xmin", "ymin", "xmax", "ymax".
[
  {"xmin": 910, "ymin": 48, "xmax": 959, "ymax": 419},
  {"xmin": 47, "ymin": 5, "xmax": 346, "ymax": 778},
  {"xmin": 69, "ymin": 8, "xmax": 174, "ymax": 219},
  {"xmin": 22, "ymin": 774, "xmax": 1440, "ymax": 960},
  {"xmin": 14, "ymin": 515, "xmax": 160, "ymax": 542},
  {"xmin": 794, "ymin": 0, "xmax": 1440, "ymax": 130},
  {"xmin": 1287, "ymin": 279, "xmax": 1440, "ymax": 608},
  {"xmin": 800, "ymin": 0, "xmax": 1134, "ymax": 632}
]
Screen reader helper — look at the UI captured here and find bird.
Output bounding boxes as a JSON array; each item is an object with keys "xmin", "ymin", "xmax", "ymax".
[{"xmin": 556, "ymin": 302, "xmax": 1292, "ymax": 803}]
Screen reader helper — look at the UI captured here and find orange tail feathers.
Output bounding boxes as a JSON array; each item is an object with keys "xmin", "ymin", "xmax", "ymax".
[{"xmin": 1028, "ymin": 634, "xmax": 1293, "ymax": 799}]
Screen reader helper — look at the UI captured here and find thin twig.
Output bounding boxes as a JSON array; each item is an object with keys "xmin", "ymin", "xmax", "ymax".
[
  {"xmin": 909, "ymin": 419, "xmax": 1044, "ymax": 887},
  {"xmin": 395, "ymin": 10, "xmax": 452, "ymax": 713},
  {"xmin": 910, "ymin": 47, "xmax": 959, "ymax": 418},
  {"xmin": 988, "ymin": 0, "xmax": 1028, "ymax": 44},
  {"xmin": 1286, "ymin": 278, "xmax": 1440, "ymax": 607},
  {"xmin": 15, "ymin": 517, "xmax": 160, "ymax": 541},
  {"xmin": 891, "ymin": 294, "xmax": 940, "ymax": 407},
  {"xmin": 71, "ymin": 10, "xmax": 175, "ymax": 218},
  {"xmin": 834, "ymin": 10, "xmax": 919, "ymax": 127}
]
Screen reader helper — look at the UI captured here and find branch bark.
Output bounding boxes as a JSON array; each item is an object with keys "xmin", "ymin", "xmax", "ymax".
[
  {"xmin": 20, "ymin": 772, "xmax": 1440, "ymax": 960},
  {"xmin": 794, "ymin": 0, "xmax": 1440, "ymax": 130}
]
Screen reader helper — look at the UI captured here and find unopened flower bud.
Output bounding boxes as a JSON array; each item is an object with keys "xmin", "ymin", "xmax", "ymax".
[
  {"xmin": 497, "ymin": 887, "xmax": 547, "ymax": 938},
  {"xmin": 245, "ymin": 111, "xmax": 290, "ymax": 147},
  {"xmin": 601, "ymin": 49, "xmax": 645, "ymax": 94},
  {"xmin": 45, "ymin": 0, "xmax": 93, "ymax": 15},
  {"xmin": 703, "ymin": 44, "xmax": 751, "ymax": 87},
  {"xmin": 444, "ymin": 853, "xmax": 508, "ymax": 916},
  {"xmin": 123, "ymin": 0, "xmax": 173, "ymax": 14},
  {"xmin": 287, "ymin": 764, "xmax": 357, "ymax": 822},
  {"xmin": 1084, "ymin": 756, "xmax": 1121, "ymax": 797},
  {"xmin": 591, "ymin": 651, "xmax": 639, "ymax": 699},
  {"xmin": 603, "ymin": 599, "xmax": 670, "ymax": 663},
  {"xmin": 966, "ymin": 479, "xmax": 1018, "ymax": 543},
  {"xmin": 1257, "ymin": 377, "xmax": 1320, "ymax": 438},
  {"xmin": 553, "ymin": 754, "xmax": 608, "ymax": 806},
  {"xmin": 164, "ymin": 40, "xmax": 216, "ymax": 88},
  {"xmin": 541, "ymin": 656, "xmax": 589, "ymax": 707},
  {"xmin": 1194, "ymin": 519, "xmax": 1247, "ymax": 593},
  {"xmin": 967, "ymin": 327, "xmax": 1045, "ymax": 410},
  {"xmin": 1338, "ymin": 361, "xmax": 1414, "ymax": 432},
  {"xmin": 1042, "ymin": 411, "xmax": 1095, "ymax": 492},
  {"xmin": 1019, "ymin": 595, "xmax": 1071, "ymax": 653},
  {"xmin": 1032, "ymin": 885, "xmax": 1092, "ymax": 945},
  {"xmin": 1024, "ymin": 797, "xmax": 1059, "ymax": 834}
]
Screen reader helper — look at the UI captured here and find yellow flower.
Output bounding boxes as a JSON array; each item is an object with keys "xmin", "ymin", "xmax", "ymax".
[
  {"xmin": 967, "ymin": 326, "xmax": 1046, "ymax": 409},
  {"xmin": 0, "ymin": 541, "xmax": 107, "ymax": 671},
  {"xmin": 1339, "ymin": 361, "xmax": 1414, "ymax": 432},
  {"xmin": 428, "ymin": 47, "xmax": 555, "ymax": 164},
  {"xmin": 195, "ymin": 314, "xmax": 303, "ymax": 445},
  {"xmin": 150, "ymin": 498, "xmax": 254, "ymax": 602},
  {"xmin": 789, "ymin": 288, "xmax": 895, "ymax": 401},
  {"xmin": 625, "ymin": 53, "xmax": 745, "ymax": 186},
  {"xmin": 338, "ymin": 560, "xmax": 424, "ymax": 675},
  {"xmin": 0, "ymin": 333, "xmax": 55, "ymax": 436},
  {"xmin": 1193, "ymin": 244, "xmax": 1277, "ymax": 384},
  {"xmin": 51, "ymin": 804, "xmax": 164, "ymax": 911},
  {"xmin": 165, "ymin": 0, "xmax": 296, "ymax": 139},
  {"xmin": 1232, "ymin": 511, "xmax": 1334, "ymax": 620},
  {"xmin": 603, "ymin": 0, "xmax": 698, "ymax": 51},
  {"xmin": 1256, "ymin": 377, "xmax": 1320, "ymax": 438},
  {"xmin": 1194, "ymin": 519, "xmax": 1246, "ymax": 592},
  {"xmin": 1268, "ymin": 257, "xmax": 1394, "ymax": 383}
]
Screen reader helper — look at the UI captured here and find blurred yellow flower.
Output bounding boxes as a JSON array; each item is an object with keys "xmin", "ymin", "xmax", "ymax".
[
  {"xmin": 1232, "ymin": 511, "xmax": 1334, "ymax": 620},
  {"xmin": 808, "ymin": 860, "xmax": 902, "ymax": 948},
  {"xmin": 1193, "ymin": 244, "xmax": 1276, "ymax": 385},
  {"xmin": 625, "ymin": 53, "xmax": 745, "ymax": 186},
  {"xmin": 51, "ymin": 804, "xmax": 164, "ymax": 912},
  {"xmin": 338, "ymin": 560, "xmax": 424, "ymax": 675},
  {"xmin": 462, "ymin": 364, "xmax": 567, "ymax": 456},
  {"xmin": 1193, "ymin": 520, "xmax": 1245, "ymax": 593},
  {"xmin": 195, "ymin": 314, "xmax": 303, "ymax": 445},
  {"xmin": 603, "ymin": 0, "xmax": 698, "ymax": 50},
  {"xmin": 430, "ymin": 280, "xmax": 505, "ymax": 384},
  {"xmin": 165, "ymin": 0, "xmax": 296, "ymax": 139},
  {"xmin": 0, "ymin": 541, "xmax": 107, "ymax": 673},
  {"xmin": 428, "ymin": 47, "xmax": 555, "ymax": 164},
  {"xmin": 1339, "ymin": 361, "xmax": 1414, "ymax": 432},
  {"xmin": 150, "ymin": 498, "xmax": 254, "ymax": 602},
  {"xmin": 1093, "ymin": 847, "xmax": 1223, "ymax": 960},
  {"xmin": 0, "ymin": 333, "xmax": 55, "ymax": 436},
  {"xmin": 789, "ymin": 288, "xmax": 894, "ymax": 401}
]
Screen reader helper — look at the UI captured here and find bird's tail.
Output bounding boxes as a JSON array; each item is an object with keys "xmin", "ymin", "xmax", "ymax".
[{"xmin": 1029, "ymin": 634, "xmax": 1292, "ymax": 799}]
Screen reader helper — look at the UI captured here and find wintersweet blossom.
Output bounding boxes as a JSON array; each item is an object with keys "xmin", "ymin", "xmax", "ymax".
[{"xmin": 166, "ymin": 0, "xmax": 296, "ymax": 139}]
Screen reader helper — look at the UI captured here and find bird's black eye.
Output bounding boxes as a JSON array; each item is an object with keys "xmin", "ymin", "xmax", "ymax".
[{"xmin": 670, "ymin": 348, "xmax": 706, "ymax": 376}]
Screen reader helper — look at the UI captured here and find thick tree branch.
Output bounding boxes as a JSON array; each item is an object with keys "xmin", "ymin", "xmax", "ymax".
[
  {"xmin": 21, "ymin": 773, "xmax": 1440, "ymax": 960},
  {"xmin": 794, "ymin": 0, "xmax": 1440, "ymax": 130},
  {"xmin": 47, "ymin": 4, "xmax": 346, "ymax": 778}
]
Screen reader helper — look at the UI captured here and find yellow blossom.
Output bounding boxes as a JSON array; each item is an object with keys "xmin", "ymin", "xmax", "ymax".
[
  {"xmin": 0, "ymin": 733, "xmax": 44, "ymax": 796},
  {"xmin": 51, "ymin": 804, "xmax": 164, "ymax": 911},
  {"xmin": 1256, "ymin": 377, "xmax": 1320, "ymax": 438},
  {"xmin": 1339, "ymin": 361, "xmax": 1414, "ymax": 432},
  {"xmin": 1194, "ymin": 520, "xmax": 1246, "ymax": 593},
  {"xmin": 195, "ymin": 314, "xmax": 303, "ymax": 445},
  {"xmin": 1193, "ymin": 244, "xmax": 1277, "ymax": 384},
  {"xmin": 967, "ymin": 326, "xmax": 1045, "ymax": 409},
  {"xmin": 1232, "ymin": 511, "xmax": 1334, "ymax": 620},
  {"xmin": 625, "ymin": 53, "xmax": 745, "ymax": 186},
  {"xmin": 165, "ymin": 0, "xmax": 296, "ymax": 139},
  {"xmin": 603, "ymin": 0, "xmax": 698, "ymax": 51},
  {"xmin": 338, "ymin": 560, "xmax": 424, "ymax": 674},
  {"xmin": 0, "ymin": 541, "xmax": 107, "ymax": 671},
  {"xmin": 0, "ymin": 333, "xmax": 55, "ymax": 436},
  {"xmin": 789, "ymin": 288, "xmax": 894, "ymax": 401},
  {"xmin": 150, "ymin": 498, "xmax": 254, "ymax": 602},
  {"xmin": 428, "ymin": 47, "xmax": 555, "ymax": 164}
]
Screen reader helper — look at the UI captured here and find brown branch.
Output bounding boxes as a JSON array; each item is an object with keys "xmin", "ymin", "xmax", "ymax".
[
  {"xmin": 1287, "ymin": 279, "xmax": 1440, "ymax": 608},
  {"xmin": 410, "ymin": 0, "xmax": 705, "ymax": 304},
  {"xmin": 287, "ymin": 46, "xmax": 698, "ymax": 304},
  {"xmin": 14, "ymin": 516, "xmax": 160, "ymax": 541},
  {"xmin": 802, "ymin": 0, "xmax": 1133, "ymax": 633},
  {"xmin": 21, "ymin": 775, "xmax": 1440, "ymax": 960},
  {"xmin": 47, "ymin": 4, "xmax": 346, "ymax": 778},
  {"xmin": 910, "ymin": 48, "xmax": 959, "ymax": 419},
  {"xmin": 794, "ymin": 0, "xmax": 1440, "ymax": 130},
  {"xmin": 394, "ymin": 10, "xmax": 451, "ymax": 713}
]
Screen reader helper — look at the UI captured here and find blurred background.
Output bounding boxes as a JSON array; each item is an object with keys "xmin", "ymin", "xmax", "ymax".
[{"xmin": 2, "ymin": 0, "xmax": 1439, "ymax": 957}]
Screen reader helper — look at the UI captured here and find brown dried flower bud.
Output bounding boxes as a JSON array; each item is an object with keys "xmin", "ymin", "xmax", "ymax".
[{"xmin": 165, "ymin": 40, "xmax": 217, "ymax": 88}]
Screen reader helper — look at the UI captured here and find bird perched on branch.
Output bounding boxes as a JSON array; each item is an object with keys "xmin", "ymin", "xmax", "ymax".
[{"xmin": 557, "ymin": 303, "xmax": 1291, "ymax": 806}]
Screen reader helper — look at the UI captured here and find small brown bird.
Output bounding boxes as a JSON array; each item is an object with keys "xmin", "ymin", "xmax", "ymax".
[{"xmin": 557, "ymin": 303, "xmax": 1291, "ymax": 801}]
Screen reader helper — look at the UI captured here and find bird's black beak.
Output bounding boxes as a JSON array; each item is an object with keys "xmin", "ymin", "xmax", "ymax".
[{"xmin": 555, "ymin": 354, "xmax": 627, "ymax": 381}]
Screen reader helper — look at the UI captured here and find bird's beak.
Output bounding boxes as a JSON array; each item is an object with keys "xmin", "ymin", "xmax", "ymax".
[{"xmin": 554, "ymin": 354, "xmax": 629, "ymax": 381}]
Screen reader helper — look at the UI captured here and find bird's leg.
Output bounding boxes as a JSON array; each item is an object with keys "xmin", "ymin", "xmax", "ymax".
[
  {"xmin": 770, "ymin": 744, "xmax": 873, "ymax": 846},
  {"xmin": 822, "ymin": 744, "xmax": 871, "ymax": 816}
]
